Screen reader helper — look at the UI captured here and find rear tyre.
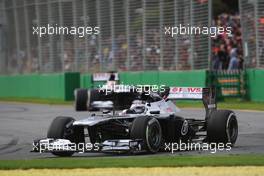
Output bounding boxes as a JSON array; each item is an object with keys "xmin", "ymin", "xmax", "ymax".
[
  {"xmin": 88, "ymin": 89, "xmax": 101, "ymax": 111},
  {"xmin": 47, "ymin": 116, "xmax": 84, "ymax": 157},
  {"xmin": 74, "ymin": 89, "xmax": 88, "ymax": 111},
  {"xmin": 207, "ymin": 110, "xmax": 238, "ymax": 146},
  {"xmin": 130, "ymin": 116, "xmax": 162, "ymax": 153}
]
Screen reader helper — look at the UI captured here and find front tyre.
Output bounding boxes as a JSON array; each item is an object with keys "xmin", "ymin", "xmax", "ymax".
[
  {"xmin": 47, "ymin": 116, "xmax": 83, "ymax": 157},
  {"xmin": 207, "ymin": 110, "xmax": 238, "ymax": 146},
  {"xmin": 130, "ymin": 116, "xmax": 162, "ymax": 153}
]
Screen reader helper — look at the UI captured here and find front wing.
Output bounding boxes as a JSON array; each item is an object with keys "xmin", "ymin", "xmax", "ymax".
[{"xmin": 31, "ymin": 138, "xmax": 143, "ymax": 154}]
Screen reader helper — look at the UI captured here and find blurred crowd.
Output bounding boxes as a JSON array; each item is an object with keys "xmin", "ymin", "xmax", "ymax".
[
  {"xmin": 211, "ymin": 13, "xmax": 243, "ymax": 70},
  {"xmin": 98, "ymin": 28, "xmax": 195, "ymax": 71},
  {"xmin": 6, "ymin": 13, "xmax": 243, "ymax": 73}
]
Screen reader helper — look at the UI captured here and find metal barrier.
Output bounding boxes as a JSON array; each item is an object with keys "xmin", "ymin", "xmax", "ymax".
[
  {"xmin": 239, "ymin": 0, "xmax": 264, "ymax": 68},
  {"xmin": 0, "ymin": 0, "xmax": 211, "ymax": 74}
]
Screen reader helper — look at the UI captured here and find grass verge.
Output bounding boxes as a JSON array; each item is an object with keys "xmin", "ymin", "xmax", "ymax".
[
  {"xmin": 176, "ymin": 98, "xmax": 264, "ymax": 111},
  {"xmin": 0, "ymin": 97, "xmax": 72, "ymax": 105},
  {"xmin": 0, "ymin": 155, "xmax": 264, "ymax": 170},
  {"xmin": 1, "ymin": 97, "xmax": 264, "ymax": 111}
]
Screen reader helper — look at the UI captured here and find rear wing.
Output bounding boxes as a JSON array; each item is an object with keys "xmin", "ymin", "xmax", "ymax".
[
  {"xmin": 92, "ymin": 73, "xmax": 119, "ymax": 81},
  {"xmin": 167, "ymin": 87, "xmax": 217, "ymax": 121},
  {"xmin": 167, "ymin": 87, "xmax": 204, "ymax": 100}
]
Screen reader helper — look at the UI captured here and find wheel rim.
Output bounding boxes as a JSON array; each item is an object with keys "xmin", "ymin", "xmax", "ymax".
[
  {"xmin": 146, "ymin": 119, "xmax": 162, "ymax": 152},
  {"xmin": 74, "ymin": 90, "xmax": 78, "ymax": 109},
  {"xmin": 227, "ymin": 114, "xmax": 238, "ymax": 144},
  {"xmin": 148, "ymin": 125, "xmax": 160, "ymax": 146}
]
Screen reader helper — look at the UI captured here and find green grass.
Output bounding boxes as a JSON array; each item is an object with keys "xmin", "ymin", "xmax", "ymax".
[
  {"xmin": 0, "ymin": 155, "xmax": 264, "ymax": 170},
  {"xmin": 176, "ymin": 98, "xmax": 264, "ymax": 111},
  {"xmin": 0, "ymin": 97, "xmax": 72, "ymax": 105},
  {"xmin": 1, "ymin": 97, "xmax": 264, "ymax": 111}
]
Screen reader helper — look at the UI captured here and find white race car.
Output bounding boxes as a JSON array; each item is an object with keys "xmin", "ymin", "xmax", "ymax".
[{"xmin": 33, "ymin": 87, "xmax": 238, "ymax": 156}]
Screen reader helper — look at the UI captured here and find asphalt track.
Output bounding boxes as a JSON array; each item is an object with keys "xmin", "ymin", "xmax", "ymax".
[{"xmin": 0, "ymin": 102, "xmax": 264, "ymax": 160}]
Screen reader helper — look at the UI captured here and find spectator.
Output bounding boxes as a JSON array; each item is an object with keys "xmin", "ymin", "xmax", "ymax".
[
  {"xmin": 228, "ymin": 48, "xmax": 239, "ymax": 70},
  {"xmin": 212, "ymin": 47, "xmax": 220, "ymax": 70},
  {"xmin": 218, "ymin": 44, "xmax": 229, "ymax": 69},
  {"xmin": 212, "ymin": 13, "xmax": 243, "ymax": 70}
]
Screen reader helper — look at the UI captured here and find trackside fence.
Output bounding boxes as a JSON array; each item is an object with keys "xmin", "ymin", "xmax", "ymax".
[
  {"xmin": 1, "ymin": 69, "xmax": 264, "ymax": 102},
  {"xmin": 0, "ymin": 0, "xmax": 211, "ymax": 74}
]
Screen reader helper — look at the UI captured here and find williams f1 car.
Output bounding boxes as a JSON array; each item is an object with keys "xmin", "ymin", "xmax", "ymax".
[
  {"xmin": 74, "ymin": 72, "xmax": 139, "ymax": 111},
  {"xmin": 32, "ymin": 87, "xmax": 238, "ymax": 156},
  {"xmin": 74, "ymin": 85, "xmax": 138, "ymax": 111}
]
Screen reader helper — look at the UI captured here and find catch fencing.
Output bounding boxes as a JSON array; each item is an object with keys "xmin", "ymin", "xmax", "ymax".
[
  {"xmin": 239, "ymin": 0, "xmax": 264, "ymax": 68},
  {"xmin": 0, "ymin": 0, "xmax": 211, "ymax": 74}
]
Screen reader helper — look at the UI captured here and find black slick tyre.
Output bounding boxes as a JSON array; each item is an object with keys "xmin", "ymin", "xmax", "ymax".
[
  {"xmin": 74, "ymin": 89, "xmax": 88, "ymax": 111},
  {"xmin": 207, "ymin": 110, "xmax": 238, "ymax": 146},
  {"xmin": 130, "ymin": 116, "xmax": 162, "ymax": 153}
]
